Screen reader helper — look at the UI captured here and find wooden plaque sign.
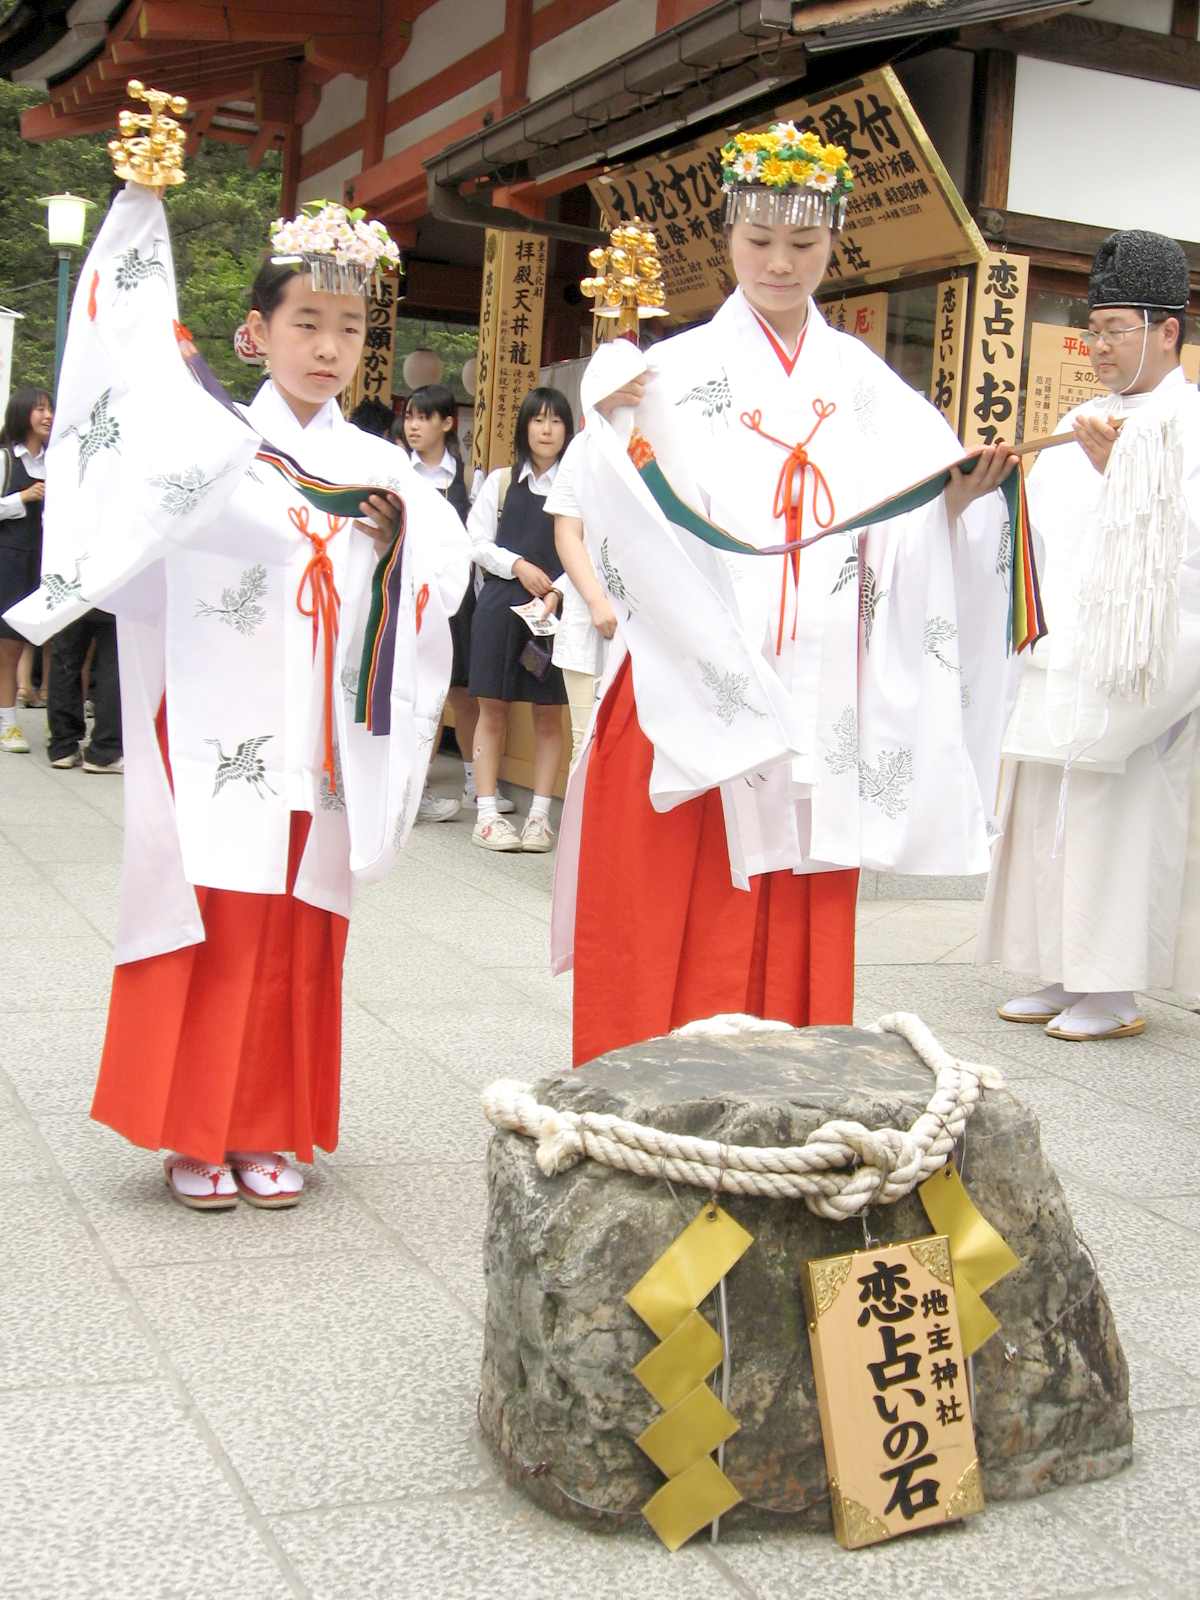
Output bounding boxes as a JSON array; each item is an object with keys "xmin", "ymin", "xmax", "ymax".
[
  {"xmin": 962, "ymin": 251, "xmax": 1029, "ymax": 449},
  {"xmin": 821, "ymin": 291, "xmax": 888, "ymax": 357},
  {"xmin": 588, "ymin": 65, "xmax": 986, "ymax": 322},
  {"xmin": 804, "ymin": 1235, "xmax": 983, "ymax": 1549}
]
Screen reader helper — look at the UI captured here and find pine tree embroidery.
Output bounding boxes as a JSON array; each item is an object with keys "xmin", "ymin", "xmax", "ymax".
[
  {"xmin": 113, "ymin": 241, "xmax": 168, "ymax": 294},
  {"xmin": 598, "ymin": 537, "xmax": 637, "ymax": 614},
  {"xmin": 319, "ymin": 746, "xmax": 345, "ymax": 812},
  {"xmin": 823, "ymin": 705, "xmax": 913, "ymax": 818},
  {"xmin": 699, "ymin": 659, "xmax": 765, "ymax": 726},
  {"xmin": 922, "ymin": 616, "xmax": 959, "ymax": 671},
  {"xmin": 60, "ymin": 390, "xmax": 120, "ymax": 484},
  {"xmin": 150, "ymin": 463, "xmax": 233, "ymax": 518},
  {"xmin": 206, "ymin": 735, "xmax": 276, "ymax": 799},
  {"xmin": 196, "ymin": 565, "xmax": 268, "ymax": 636}
]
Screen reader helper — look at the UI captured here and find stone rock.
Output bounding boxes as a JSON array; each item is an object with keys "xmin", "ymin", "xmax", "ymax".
[{"xmin": 479, "ymin": 1023, "xmax": 1132, "ymax": 1533}]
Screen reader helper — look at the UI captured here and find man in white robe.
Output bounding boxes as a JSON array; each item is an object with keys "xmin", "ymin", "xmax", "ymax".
[{"xmin": 980, "ymin": 229, "xmax": 1200, "ymax": 1038}]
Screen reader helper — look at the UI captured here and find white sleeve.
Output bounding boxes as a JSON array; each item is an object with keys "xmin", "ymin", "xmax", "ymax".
[
  {"xmin": 544, "ymin": 437, "xmax": 582, "ymax": 519},
  {"xmin": 0, "ymin": 491, "xmax": 25, "ymax": 522},
  {"xmin": 466, "ymin": 468, "xmax": 521, "ymax": 580}
]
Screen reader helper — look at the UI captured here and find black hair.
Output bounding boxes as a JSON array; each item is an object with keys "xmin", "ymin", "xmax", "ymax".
[
  {"xmin": 0, "ymin": 386, "xmax": 52, "ymax": 450},
  {"xmin": 513, "ymin": 385, "xmax": 574, "ymax": 476},
  {"xmin": 249, "ymin": 257, "xmax": 303, "ymax": 320},
  {"xmin": 405, "ymin": 383, "xmax": 462, "ymax": 462},
  {"xmin": 349, "ymin": 397, "xmax": 396, "ymax": 438}
]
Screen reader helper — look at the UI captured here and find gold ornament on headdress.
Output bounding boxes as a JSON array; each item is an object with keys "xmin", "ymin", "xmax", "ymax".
[
  {"xmin": 108, "ymin": 81, "xmax": 189, "ymax": 189},
  {"xmin": 581, "ymin": 224, "xmax": 668, "ymax": 338}
]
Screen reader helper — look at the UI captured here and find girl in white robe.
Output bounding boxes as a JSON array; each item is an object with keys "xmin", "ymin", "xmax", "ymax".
[
  {"xmin": 5, "ymin": 182, "xmax": 469, "ymax": 1207},
  {"xmin": 553, "ymin": 123, "xmax": 1018, "ymax": 1066}
]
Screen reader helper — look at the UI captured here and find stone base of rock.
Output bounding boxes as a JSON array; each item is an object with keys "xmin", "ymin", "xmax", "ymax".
[{"xmin": 479, "ymin": 1023, "xmax": 1133, "ymax": 1534}]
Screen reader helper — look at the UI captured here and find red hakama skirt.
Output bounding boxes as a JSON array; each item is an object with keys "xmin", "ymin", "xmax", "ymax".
[
  {"xmin": 93, "ymin": 809, "xmax": 348, "ymax": 1164},
  {"xmin": 572, "ymin": 659, "xmax": 857, "ymax": 1067}
]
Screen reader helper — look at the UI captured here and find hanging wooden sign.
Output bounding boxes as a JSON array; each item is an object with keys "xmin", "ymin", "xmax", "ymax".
[
  {"xmin": 345, "ymin": 271, "xmax": 400, "ymax": 416},
  {"xmin": 820, "ymin": 290, "xmax": 888, "ymax": 357},
  {"xmin": 929, "ymin": 274, "xmax": 969, "ymax": 430},
  {"xmin": 962, "ymin": 251, "xmax": 1029, "ymax": 449},
  {"xmin": 804, "ymin": 1235, "xmax": 983, "ymax": 1550},
  {"xmin": 470, "ymin": 229, "xmax": 548, "ymax": 476}
]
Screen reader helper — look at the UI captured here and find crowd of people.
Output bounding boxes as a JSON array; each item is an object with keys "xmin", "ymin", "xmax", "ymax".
[{"xmin": 0, "ymin": 116, "xmax": 1194, "ymax": 1213}]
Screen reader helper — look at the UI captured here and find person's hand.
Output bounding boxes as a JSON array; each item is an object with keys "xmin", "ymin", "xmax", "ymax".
[
  {"xmin": 944, "ymin": 442, "xmax": 1018, "ymax": 524},
  {"xmin": 19, "ymin": 482, "xmax": 45, "ymax": 505},
  {"xmin": 595, "ymin": 372, "xmax": 648, "ymax": 420},
  {"xmin": 588, "ymin": 594, "xmax": 618, "ymax": 638},
  {"xmin": 514, "ymin": 558, "xmax": 554, "ymax": 598},
  {"xmin": 538, "ymin": 589, "xmax": 562, "ymax": 620},
  {"xmin": 355, "ymin": 491, "xmax": 403, "ymax": 557},
  {"xmin": 1073, "ymin": 413, "xmax": 1120, "ymax": 475}
]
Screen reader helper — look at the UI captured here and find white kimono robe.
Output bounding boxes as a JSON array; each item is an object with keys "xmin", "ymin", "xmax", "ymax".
[
  {"xmin": 4, "ymin": 183, "xmax": 469, "ymax": 965},
  {"xmin": 552, "ymin": 290, "xmax": 1012, "ymax": 969},
  {"xmin": 979, "ymin": 367, "xmax": 1200, "ymax": 997}
]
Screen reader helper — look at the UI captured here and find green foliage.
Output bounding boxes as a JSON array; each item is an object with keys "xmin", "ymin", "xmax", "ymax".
[{"xmin": 0, "ymin": 80, "xmax": 280, "ymax": 401}]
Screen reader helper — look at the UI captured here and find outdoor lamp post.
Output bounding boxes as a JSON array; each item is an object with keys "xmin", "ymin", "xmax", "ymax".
[{"xmin": 38, "ymin": 193, "xmax": 92, "ymax": 389}]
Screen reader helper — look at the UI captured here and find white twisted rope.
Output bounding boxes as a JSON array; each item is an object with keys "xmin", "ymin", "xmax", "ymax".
[{"xmin": 481, "ymin": 1012, "xmax": 1005, "ymax": 1221}]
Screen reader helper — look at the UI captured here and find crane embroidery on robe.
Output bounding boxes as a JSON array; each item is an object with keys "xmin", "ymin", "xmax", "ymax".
[
  {"xmin": 675, "ymin": 372, "xmax": 732, "ymax": 422},
  {"xmin": 859, "ymin": 563, "xmax": 887, "ymax": 650},
  {"xmin": 61, "ymin": 389, "xmax": 120, "ymax": 484},
  {"xmin": 340, "ymin": 662, "xmax": 360, "ymax": 699},
  {"xmin": 113, "ymin": 241, "xmax": 168, "ymax": 295},
  {"xmin": 824, "ymin": 706, "xmax": 913, "ymax": 818},
  {"xmin": 698, "ymin": 659, "xmax": 766, "ymax": 726},
  {"xmin": 150, "ymin": 462, "xmax": 235, "ymax": 518},
  {"xmin": 206, "ymin": 735, "xmax": 277, "ymax": 799},
  {"xmin": 599, "ymin": 536, "xmax": 638, "ymax": 615},
  {"xmin": 39, "ymin": 556, "xmax": 87, "ymax": 611},
  {"xmin": 195, "ymin": 564, "xmax": 267, "ymax": 636},
  {"xmin": 995, "ymin": 518, "xmax": 1013, "ymax": 578}
]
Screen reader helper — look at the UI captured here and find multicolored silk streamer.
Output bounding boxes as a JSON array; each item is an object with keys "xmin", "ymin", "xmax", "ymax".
[
  {"xmin": 917, "ymin": 1162, "xmax": 1021, "ymax": 1357},
  {"xmin": 354, "ymin": 524, "xmax": 407, "ymax": 735},
  {"xmin": 627, "ymin": 430, "xmax": 1046, "ymax": 655},
  {"xmin": 626, "ymin": 1204, "xmax": 752, "ymax": 1551}
]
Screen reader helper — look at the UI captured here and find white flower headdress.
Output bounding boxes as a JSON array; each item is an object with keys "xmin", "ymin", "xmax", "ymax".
[{"xmin": 269, "ymin": 199, "xmax": 402, "ymax": 294}]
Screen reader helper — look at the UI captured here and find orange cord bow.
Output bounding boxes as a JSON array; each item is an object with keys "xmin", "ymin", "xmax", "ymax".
[
  {"xmin": 291, "ymin": 505, "xmax": 346, "ymax": 793},
  {"xmin": 740, "ymin": 400, "xmax": 837, "ymax": 653}
]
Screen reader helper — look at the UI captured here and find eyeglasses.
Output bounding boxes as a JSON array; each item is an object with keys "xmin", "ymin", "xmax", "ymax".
[{"xmin": 1079, "ymin": 324, "xmax": 1147, "ymax": 351}]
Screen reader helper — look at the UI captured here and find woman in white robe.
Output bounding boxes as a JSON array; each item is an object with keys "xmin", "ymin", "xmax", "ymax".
[
  {"xmin": 554, "ymin": 123, "xmax": 1018, "ymax": 1067},
  {"xmin": 5, "ymin": 180, "xmax": 469, "ymax": 1207}
]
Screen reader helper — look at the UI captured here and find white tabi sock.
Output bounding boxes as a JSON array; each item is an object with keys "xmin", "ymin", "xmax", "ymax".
[{"xmin": 529, "ymin": 794, "xmax": 552, "ymax": 820}]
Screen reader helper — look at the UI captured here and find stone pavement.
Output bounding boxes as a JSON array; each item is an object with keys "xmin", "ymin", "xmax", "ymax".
[{"xmin": 1, "ymin": 728, "xmax": 1197, "ymax": 1600}]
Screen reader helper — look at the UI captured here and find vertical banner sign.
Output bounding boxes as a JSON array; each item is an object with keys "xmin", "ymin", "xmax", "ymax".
[
  {"xmin": 346, "ymin": 272, "xmax": 399, "ymax": 415},
  {"xmin": 472, "ymin": 231, "xmax": 548, "ymax": 477},
  {"xmin": 821, "ymin": 291, "xmax": 888, "ymax": 357},
  {"xmin": 805, "ymin": 1236, "xmax": 983, "ymax": 1549},
  {"xmin": 929, "ymin": 275, "xmax": 969, "ymax": 431},
  {"xmin": 0, "ymin": 310, "xmax": 20, "ymax": 409},
  {"xmin": 471, "ymin": 231, "xmax": 503, "ymax": 476},
  {"xmin": 962, "ymin": 251, "xmax": 1029, "ymax": 448}
]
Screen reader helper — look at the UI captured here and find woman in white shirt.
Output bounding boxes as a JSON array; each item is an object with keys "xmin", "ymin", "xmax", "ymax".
[
  {"xmin": 0, "ymin": 387, "xmax": 52, "ymax": 752},
  {"xmin": 466, "ymin": 386, "xmax": 573, "ymax": 852}
]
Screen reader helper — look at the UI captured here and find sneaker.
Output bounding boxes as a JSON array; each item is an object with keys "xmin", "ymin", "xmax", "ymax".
[
  {"xmin": 417, "ymin": 792, "xmax": 461, "ymax": 823},
  {"xmin": 82, "ymin": 755, "xmax": 123, "ymax": 774},
  {"xmin": 164, "ymin": 1154, "xmax": 238, "ymax": 1211},
  {"xmin": 520, "ymin": 814, "xmax": 556, "ymax": 853},
  {"xmin": 472, "ymin": 814, "xmax": 523, "ymax": 851},
  {"xmin": 227, "ymin": 1150, "xmax": 304, "ymax": 1209},
  {"xmin": 462, "ymin": 789, "xmax": 516, "ymax": 814},
  {"xmin": 0, "ymin": 725, "xmax": 30, "ymax": 754},
  {"xmin": 49, "ymin": 750, "xmax": 83, "ymax": 769}
]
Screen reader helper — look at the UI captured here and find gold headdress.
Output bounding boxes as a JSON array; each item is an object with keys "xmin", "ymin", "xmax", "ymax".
[{"xmin": 721, "ymin": 120, "xmax": 854, "ymax": 232}]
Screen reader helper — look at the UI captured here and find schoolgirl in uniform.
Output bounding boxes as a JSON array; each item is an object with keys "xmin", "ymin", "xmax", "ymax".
[{"xmin": 466, "ymin": 386, "xmax": 573, "ymax": 852}]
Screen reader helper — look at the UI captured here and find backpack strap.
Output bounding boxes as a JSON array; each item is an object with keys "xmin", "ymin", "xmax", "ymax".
[
  {"xmin": 497, "ymin": 466, "xmax": 512, "ymax": 517},
  {"xmin": 0, "ymin": 449, "xmax": 11, "ymax": 500}
]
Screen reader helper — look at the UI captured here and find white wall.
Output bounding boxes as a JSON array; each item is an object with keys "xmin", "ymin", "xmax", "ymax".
[
  {"xmin": 297, "ymin": 152, "xmax": 363, "ymax": 206},
  {"xmin": 1079, "ymin": 0, "xmax": 1174, "ymax": 32},
  {"xmin": 1009, "ymin": 56, "xmax": 1200, "ymax": 239},
  {"xmin": 301, "ymin": 73, "xmax": 366, "ymax": 154},
  {"xmin": 527, "ymin": 0, "xmax": 656, "ymax": 100},
  {"xmin": 382, "ymin": 74, "xmax": 500, "ymax": 161},
  {"xmin": 390, "ymin": 0, "xmax": 504, "ymax": 98}
]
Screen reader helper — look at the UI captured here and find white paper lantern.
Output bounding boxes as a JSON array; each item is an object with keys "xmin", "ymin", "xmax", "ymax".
[
  {"xmin": 402, "ymin": 347, "xmax": 443, "ymax": 390},
  {"xmin": 461, "ymin": 355, "xmax": 478, "ymax": 397}
]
